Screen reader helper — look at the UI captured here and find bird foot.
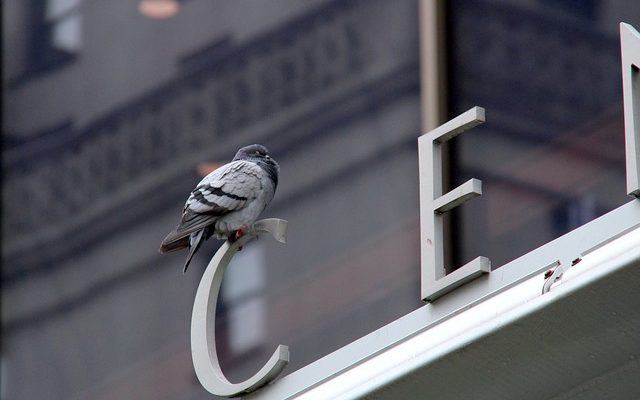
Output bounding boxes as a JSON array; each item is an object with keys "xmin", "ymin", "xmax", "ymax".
[
  {"xmin": 228, "ymin": 225, "xmax": 249, "ymax": 243},
  {"xmin": 228, "ymin": 225, "xmax": 249, "ymax": 251},
  {"xmin": 235, "ymin": 225, "xmax": 248, "ymax": 240}
]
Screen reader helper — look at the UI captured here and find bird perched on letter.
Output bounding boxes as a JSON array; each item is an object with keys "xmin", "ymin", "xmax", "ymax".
[{"xmin": 159, "ymin": 144, "xmax": 279, "ymax": 272}]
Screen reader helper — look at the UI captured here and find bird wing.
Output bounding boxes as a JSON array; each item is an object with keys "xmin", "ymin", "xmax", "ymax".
[{"xmin": 159, "ymin": 160, "xmax": 264, "ymax": 252}]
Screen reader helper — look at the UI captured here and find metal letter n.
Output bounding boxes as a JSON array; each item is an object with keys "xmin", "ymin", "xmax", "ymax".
[
  {"xmin": 620, "ymin": 23, "xmax": 640, "ymax": 197},
  {"xmin": 418, "ymin": 106, "xmax": 490, "ymax": 302}
]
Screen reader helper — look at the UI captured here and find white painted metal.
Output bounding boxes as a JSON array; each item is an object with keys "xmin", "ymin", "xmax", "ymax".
[
  {"xmin": 418, "ymin": 106, "xmax": 490, "ymax": 302},
  {"xmin": 540, "ymin": 260, "xmax": 562, "ymax": 294},
  {"xmin": 621, "ymin": 23, "xmax": 640, "ymax": 197},
  {"xmin": 191, "ymin": 218, "xmax": 289, "ymax": 397}
]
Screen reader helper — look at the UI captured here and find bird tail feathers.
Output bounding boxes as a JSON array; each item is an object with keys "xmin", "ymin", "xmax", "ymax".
[
  {"xmin": 159, "ymin": 230, "xmax": 189, "ymax": 253},
  {"xmin": 183, "ymin": 229, "xmax": 205, "ymax": 273}
]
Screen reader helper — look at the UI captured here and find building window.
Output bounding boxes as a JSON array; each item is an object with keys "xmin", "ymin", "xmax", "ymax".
[
  {"xmin": 25, "ymin": 0, "xmax": 82, "ymax": 78},
  {"xmin": 219, "ymin": 242, "xmax": 267, "ymax": 360}
]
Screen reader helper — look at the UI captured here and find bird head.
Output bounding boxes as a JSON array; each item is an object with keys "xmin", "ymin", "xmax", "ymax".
[
  {"xmin": 233, "ymin": 144, "xmax": 271, "ymax": 161},
  {"xmin": 233, "ymin": 144, "xmax": 279, "ymax": 186}
]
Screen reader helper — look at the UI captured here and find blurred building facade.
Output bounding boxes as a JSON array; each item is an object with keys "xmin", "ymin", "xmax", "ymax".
[{"xmin": 2, "ymin": 1, "xmax": 639, "ymax": 399}]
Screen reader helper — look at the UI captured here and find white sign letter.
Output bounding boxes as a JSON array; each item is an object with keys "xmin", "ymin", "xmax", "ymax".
[
  {"xmin": 621, "ymin": 23, "xmax": 640, "ymax": 197},
  {"xmin": 191, "ymin": 219, "xmax": 289, "ymax": 397},
  {"xmin": 418, "ymin": 107, "xmax": 490, "ymax": 302}
]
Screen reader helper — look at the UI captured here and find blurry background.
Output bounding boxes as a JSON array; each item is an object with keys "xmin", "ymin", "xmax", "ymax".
[{"xmin": 2, "ymin": 0, "xmax": 639, "ymax": 399}]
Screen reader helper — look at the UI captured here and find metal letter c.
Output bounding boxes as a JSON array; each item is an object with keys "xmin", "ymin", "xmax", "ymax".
[{"xmin": 191, "ymin": 218, "xmax": 289, "ymax": 397}]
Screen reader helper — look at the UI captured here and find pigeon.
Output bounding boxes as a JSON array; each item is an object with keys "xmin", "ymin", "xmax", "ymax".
[{"xmin": 159, "ymin": 144, "xmax": 279, "ymax": 272}]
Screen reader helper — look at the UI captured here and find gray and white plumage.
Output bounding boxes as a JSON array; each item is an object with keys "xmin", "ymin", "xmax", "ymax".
[{"xmin": 159, "ymin": 144, "xmax": 279, "ymax": 272}]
